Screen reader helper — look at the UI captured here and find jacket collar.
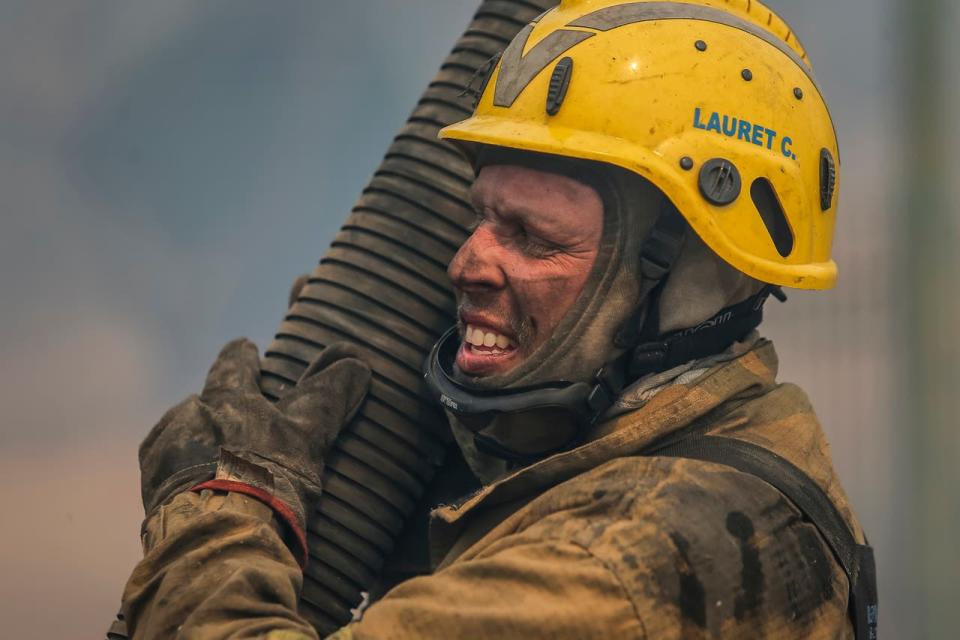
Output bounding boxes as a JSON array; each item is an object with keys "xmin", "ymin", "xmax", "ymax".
[{"xmin": 433, "ymin": 339, "xmax": 779, "ymax": 526}]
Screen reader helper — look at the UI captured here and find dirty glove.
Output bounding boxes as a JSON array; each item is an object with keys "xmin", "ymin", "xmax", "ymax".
[{"xmin": 138, "ymin": 338, "xmax": 371, "ymax": 567}]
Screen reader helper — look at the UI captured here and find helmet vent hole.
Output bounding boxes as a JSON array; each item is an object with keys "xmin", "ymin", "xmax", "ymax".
[
  {"xmin": 820, "ymin": 149, "xmax": 837, "ymax": 211},
  {"xmin": 750, "ymin": 178, "xmax": 794, "ymax": 257}
]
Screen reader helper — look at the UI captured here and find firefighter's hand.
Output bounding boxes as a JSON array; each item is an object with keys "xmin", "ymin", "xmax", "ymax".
[{"xmin": 138, "ymin": 338, "xmax": 370, "ymax": 565}]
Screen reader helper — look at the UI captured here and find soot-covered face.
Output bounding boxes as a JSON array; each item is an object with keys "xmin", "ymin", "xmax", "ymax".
[{"xmin": 448, "ymin": 164, "xmax": 603, "ymax": 377}]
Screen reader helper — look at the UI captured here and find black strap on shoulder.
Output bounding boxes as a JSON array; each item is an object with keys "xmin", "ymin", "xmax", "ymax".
[{"xmin": 648, "ymin": 435, "xmax": 878, "ymax": 640}]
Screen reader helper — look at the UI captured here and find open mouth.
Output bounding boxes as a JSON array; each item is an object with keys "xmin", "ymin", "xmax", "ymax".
[
  {"xmin": 465, "ymin": 324, "xmax": 515, "ymax": 352},
  {"xmin": 456, "ymin": 324, "xmax": 520, "ymax": 376}
]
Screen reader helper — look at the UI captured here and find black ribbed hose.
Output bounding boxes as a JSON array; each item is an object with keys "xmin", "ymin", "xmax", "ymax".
[
  {"xmin": 106, "ymin": 2, "xmax": 557, "ymax": 638},
  {"xmin": 266, "ymin": 2, "xmax": 558, "ymax": 632}
]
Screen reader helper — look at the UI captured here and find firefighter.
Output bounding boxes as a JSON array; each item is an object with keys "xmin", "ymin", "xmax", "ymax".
[{"xmin": 123, "ymin": 1, "xmax": 877, "ymax": 638}]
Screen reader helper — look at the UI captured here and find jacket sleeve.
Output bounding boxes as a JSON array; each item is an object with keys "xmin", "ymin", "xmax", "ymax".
[
  {"xmin": 121, "ymin": 489, "xmax": 319, "ymax": 640},
  {"xmin": 330, "ymin": 538, "xmax": 644, "ymax": 640},
  {"xmin": 122, "ymin": 489, "xmax": 643, "ymax": 640}
]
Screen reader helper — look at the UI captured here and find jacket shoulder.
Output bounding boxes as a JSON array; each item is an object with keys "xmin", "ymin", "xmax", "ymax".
[{"xmin": 513, "ymin": 455, "xmax": 854, "ymax": 639}]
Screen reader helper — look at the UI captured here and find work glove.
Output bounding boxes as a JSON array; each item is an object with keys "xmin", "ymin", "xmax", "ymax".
[{"xmin": 138, "ymin": 338, "xmax": 371, "ymax": 566}]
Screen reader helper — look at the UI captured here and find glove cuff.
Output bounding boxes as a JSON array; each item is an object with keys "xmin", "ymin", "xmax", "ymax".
[
  {"xmin": 145, "ymin": 462, "xmax": 217, "ymax": 516},
  {"xmin": 191, "ymin": 479, "xmax": 309, "ymax": 569}
]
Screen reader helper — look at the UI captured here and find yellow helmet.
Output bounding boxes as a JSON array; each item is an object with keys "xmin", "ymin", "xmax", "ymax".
[{"xmin": 441, "ymin": 0, "xmax": 840, "ymax": 289}]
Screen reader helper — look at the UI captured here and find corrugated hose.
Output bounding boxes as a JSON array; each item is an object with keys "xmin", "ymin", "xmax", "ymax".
[{"xmin": 107, "ymin": 2, "xmax": 557, "ymax": 637}]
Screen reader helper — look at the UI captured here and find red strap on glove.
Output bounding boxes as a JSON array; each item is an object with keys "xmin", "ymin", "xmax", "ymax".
[{"xmin": 191, "ymin": 480, "xmax": 309, "ymax": 569}]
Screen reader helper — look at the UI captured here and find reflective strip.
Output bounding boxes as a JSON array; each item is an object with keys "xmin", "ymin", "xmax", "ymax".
[
  {"xmin": 494, "ymin": 2, "xmax": 821, "ymax": 109},
  {"xmin": 530, "ymin": 7, "xmax": 552, "ymax": 24},
  {"xmin": 569, "ymin": 2, "xmax": 817, "ymax": 87},
  {"xmin": 494, "ymin": 24, "xmax": 594, "ymax": 107}
]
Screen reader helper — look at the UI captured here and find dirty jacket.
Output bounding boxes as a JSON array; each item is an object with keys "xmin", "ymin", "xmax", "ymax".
[{"xmin": 122, "ymin": 339, "xmax": 864, "ymax": 639}]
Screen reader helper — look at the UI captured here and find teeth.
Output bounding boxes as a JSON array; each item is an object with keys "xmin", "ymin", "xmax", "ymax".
[{"xmin": 464, "ymin": 324, "xmax": 515, "ymax": 351}]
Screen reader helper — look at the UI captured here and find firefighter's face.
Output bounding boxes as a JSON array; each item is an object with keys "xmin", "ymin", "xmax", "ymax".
[{"xmin": 449, "ymin": 164, "xmax": 603, "ymax": 377}]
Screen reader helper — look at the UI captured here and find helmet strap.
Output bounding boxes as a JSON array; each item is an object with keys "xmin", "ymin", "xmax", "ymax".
[
  {"xmin": 612, "ymin": 193, "xmax": 788, "ymax": 385},
  {"xmin": 462, "ymin": 286, "xmax": 782, "ymax": 466},
  {"xmin": 625, "ymin": 285, "xmax": 784, "ymax": 380},
  {"xmin": 434, "ymin": 284, "xmax": 783, "ymax": 467},
  {"xmin": 615, "ymin": 196, "xmax": 688, "ymax": 349}
]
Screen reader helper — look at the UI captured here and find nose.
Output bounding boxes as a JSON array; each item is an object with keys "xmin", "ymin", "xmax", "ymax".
[{"xmin": 448, "ymin": 224, "xmax": 506, "ymax": 294}]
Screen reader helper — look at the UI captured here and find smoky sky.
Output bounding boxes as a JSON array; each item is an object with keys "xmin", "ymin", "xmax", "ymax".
[{"xmin": 0, "ymin": 1, "xmax": 939, "ymax": 638}]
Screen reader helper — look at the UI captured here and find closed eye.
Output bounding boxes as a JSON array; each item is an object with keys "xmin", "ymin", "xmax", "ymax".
[{"xmin": 517, "ymin": 227, "xmax": 563, "ymax": 258}]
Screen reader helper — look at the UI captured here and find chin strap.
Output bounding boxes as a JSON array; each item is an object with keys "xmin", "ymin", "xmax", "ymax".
[
  {"xmin": 626, "ymin": 285, "xmax": 785, "ymax": 380},
  {"xmin": 614, "ymin": 194, "xmax": 787, "ymax": 383},
  {"xmin": 468, "ymin": 282, "xmax": 782, "ymax": 465},
  {"xmin": 582, "ymin": 285, "xmax": 784, "ymax": 424}
]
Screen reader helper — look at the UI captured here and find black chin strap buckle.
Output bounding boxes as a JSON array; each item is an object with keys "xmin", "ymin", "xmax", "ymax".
[
  {"xmin": 585, "ymin": 362, "xmax": 628, "ymax": 421},
  {"xmin": 626, "ymin": 341, "xmax": 670, "ymax": 378}
]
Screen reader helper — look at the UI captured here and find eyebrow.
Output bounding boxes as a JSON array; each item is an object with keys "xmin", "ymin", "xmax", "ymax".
[
  {"xmin": 469, "ymin": 180, "xmax": 524, "ymax": 217},
  {"xmin": 473, "ymin": 198, "xmax": 541, "ymax": 223}
]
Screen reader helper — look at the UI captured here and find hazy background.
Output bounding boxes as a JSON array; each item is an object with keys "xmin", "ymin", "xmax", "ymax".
[{"xmin": 0, "ymin": 1, "xmax": 955, "ymax": 637}]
